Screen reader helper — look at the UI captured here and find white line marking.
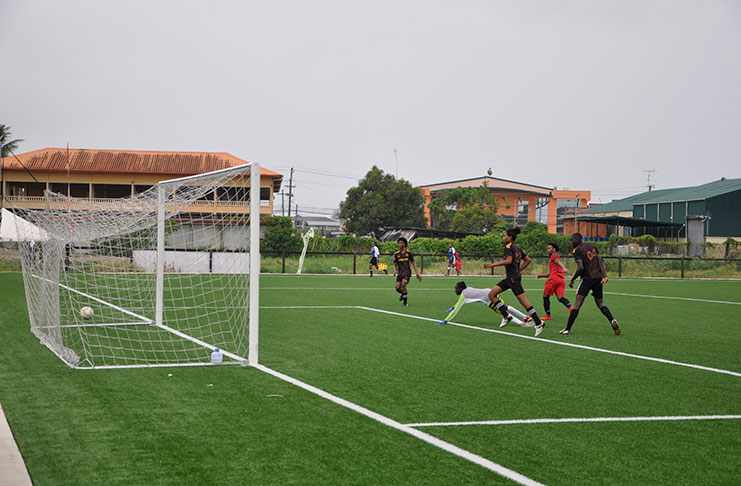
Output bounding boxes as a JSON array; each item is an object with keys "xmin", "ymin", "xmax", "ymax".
[
  {"xmin": 354, "ymin": 306, "xmax": 741, "ymax": 377},
  {"xmin": 80, "ymin": 361, "xmax": 245, "ymax": 370},
  {"xmin": 262, "ymin": 287, "xmax": 741, "ymax": 305},
  {"xmin": 253, "ymin": 364, "xmax": 544, "ymax": 486},
  {"xmin": 601, "ymin": 291, "xmax": 741, "ymax": 306},
  {"xmin": 153, "ymin": 322, "xmax": 246, "ymax": 363},
  {"xmin": 40, "ymin": 321, "xmax": 155, "ymax": 329},
  {"xmin": 406, "ymin": 415, "xmax": 741, "ymax": 428},
  {"xmin": 261, "ymin": 305, "xmax": 357, "ymax": 309},
  {"xmin": 32, "ymin": 274, "xmax": 152, "ymax": 323}
]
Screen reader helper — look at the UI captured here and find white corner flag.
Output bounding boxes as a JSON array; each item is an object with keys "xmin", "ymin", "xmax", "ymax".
[{"xmin": 297, "ymin": 227, "xmax": 315, "ymax": 274}]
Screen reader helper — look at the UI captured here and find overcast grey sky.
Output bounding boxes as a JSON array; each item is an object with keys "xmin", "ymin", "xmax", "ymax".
[{"xmin": 2, "ymin": 0, "xmax": 739, "ymax": 216}]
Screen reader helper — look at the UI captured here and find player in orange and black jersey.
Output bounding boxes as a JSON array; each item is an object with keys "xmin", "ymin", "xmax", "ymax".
[
  {"xmin": 393, "ymin": 237, "xmax": 422, "ymax": 307},
  {"xmin": 560, "ymin": 233, "xmax": 621, "ymax": 335},
  {"xmin": 483, "ymin": 227, "xmax": 546, "ymax": 337}
]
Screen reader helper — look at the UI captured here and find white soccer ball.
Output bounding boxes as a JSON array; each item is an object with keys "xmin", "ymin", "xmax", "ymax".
[{"xmin": 80, "ymin": 306, "xmax": 94, "ymax": 320}]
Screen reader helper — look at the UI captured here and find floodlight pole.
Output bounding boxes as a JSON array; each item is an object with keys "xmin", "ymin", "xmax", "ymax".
[{"xmin": 248, "ymin": 162, "xmax": 260, "ymax": 365}]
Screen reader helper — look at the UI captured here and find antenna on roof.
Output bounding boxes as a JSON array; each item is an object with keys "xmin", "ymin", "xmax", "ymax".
[{"xmin": 643, "ymin": 169, "xmax": 656, "ymax": 191}]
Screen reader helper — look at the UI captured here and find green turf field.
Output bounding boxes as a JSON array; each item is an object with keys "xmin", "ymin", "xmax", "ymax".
[{"xmin": 0, "ymin": 272, "xmax": 739, "ymax": 485}]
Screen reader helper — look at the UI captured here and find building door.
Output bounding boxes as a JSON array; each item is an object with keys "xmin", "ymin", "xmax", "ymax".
[{"xmin": 687, "ymin": 216, "xmax": 705, "ymax": 257}]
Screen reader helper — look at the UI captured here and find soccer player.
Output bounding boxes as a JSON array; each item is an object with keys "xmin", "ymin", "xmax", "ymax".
[
  {"xmin": 446, "ymin": 242, "xmax": 461, "ymax": 276},
  {"xmin": 369, "ymin": 241, "xmax": 386, "ymax": 276},
  {"xmin": 483, "ymin": 227, "xmax": 545, "ymax": 337},
  {"xmin": 560, "ymin": 233, "xmax": 621, "ymax": 335},
  {"xmin": 393, "ymin": 237, "xmax": 422, "ymax": 307},
  {"xmin": 536, "ymin": 242, "xmax": 572, "ymax": 320},
  {"xmin": 437, "ymin": 281, "xmax": 530, "ymax": 327}
]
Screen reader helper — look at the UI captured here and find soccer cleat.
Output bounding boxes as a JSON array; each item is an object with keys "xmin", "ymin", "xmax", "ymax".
[
  {"xmin": 559, "ymin": 328, "xmax": 570, "ymax": 335},
  {"xmin": 499, "ymin": 316, "xmax": 513, "ymax": 328},
  {"xmin": 403, "ymin": 302, "xmax": 409, "ymax": 307},
  {"xmin": 535, "ymin": 324, "xmax": 545, "ymax": 337},
  {"xmin": 541, "ymin": 314, "xmax": 552, "ymax": 320},
  {"xmin": 611, "ymin": 320, "xmax": 621, "ymax": 335}
]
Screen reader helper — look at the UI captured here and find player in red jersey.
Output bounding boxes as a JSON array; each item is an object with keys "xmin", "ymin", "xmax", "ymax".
[{"xmin": 536, "ymin": 242, "xmax": 572, "ymax": 320}]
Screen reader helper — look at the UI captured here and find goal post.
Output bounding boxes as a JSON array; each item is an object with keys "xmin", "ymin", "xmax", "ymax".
[{"xmin": 11, "ymin": 162, "xmax": 261, "ymax": 369}]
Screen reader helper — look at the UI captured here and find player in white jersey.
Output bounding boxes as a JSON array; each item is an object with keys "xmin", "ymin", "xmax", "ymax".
[
  {"xmin": 369, "ymin": 241, "xmax": 386, "ymax": 276},
  {"xmin": 437, "ymin": 281, "xmax": 532, "ymax": 327}
]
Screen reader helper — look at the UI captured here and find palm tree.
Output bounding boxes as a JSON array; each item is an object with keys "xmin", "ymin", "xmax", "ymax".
[{"xmin": 1, "ymin": 124, "xmax": 24, "ymax": 158}]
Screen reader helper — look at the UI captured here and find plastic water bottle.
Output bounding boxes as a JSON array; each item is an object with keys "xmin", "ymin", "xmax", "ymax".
[{"xmin": 210, "ymin": 348, "xmax": 223, "ymax": 364}]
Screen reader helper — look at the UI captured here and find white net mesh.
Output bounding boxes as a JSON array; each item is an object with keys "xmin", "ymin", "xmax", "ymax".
[{"xmin": 11, "ymin": 164, "xmax": 257, "ymax": 368}]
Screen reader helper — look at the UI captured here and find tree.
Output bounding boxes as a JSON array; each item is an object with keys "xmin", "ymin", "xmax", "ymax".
[
  {"xmin": 339, "ymin": 166, "xmax": 426, "ymax": 237},
  {"xmin": 261, "ymin": 217, "xmax": 302, "ymax": 252},
  {"xmin": 428, "ymin": 180, "xmax": 502, "ymax": 233},
  {"xmin": 1, "ymin": 125, "xmax": 24, "ymax": 158}
]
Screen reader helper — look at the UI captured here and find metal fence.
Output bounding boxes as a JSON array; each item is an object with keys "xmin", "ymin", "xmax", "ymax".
[{"xmin": 262, "ymin": 251, "xmax": 741, "ymax": 279}]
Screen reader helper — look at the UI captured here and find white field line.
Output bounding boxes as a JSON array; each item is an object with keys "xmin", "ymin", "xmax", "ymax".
[
  {"xmin": 353, "ymin": 307, "xmax": 741, "ymax": 378},
  {"xmin": 405, "ymin": 415, "xmax": 741, "ymax": 428},
  {"xmin": 261, "ymin": 305, "xmax": 357, "ymax": 309},
  {"xmin": 32, "ymin": 274, "xmax": 152, "ymax": 323},
  {"xmin": 262, "ymin": 287, "xmax": 741, "ymax": 306},
  {"xmin": 81, "ymin": 361, "xmax": 245, "ymax": 370},
  {"xmin": 40, "ymin": 322, "xmax": 156, "ymax": 329},
  {"xmin": 153, "ymin": 322, "xmax": 247, "ymax": 364},
  {"xmin": 253, "ymin": 364, "xmax": 544, "ymax": 486}
]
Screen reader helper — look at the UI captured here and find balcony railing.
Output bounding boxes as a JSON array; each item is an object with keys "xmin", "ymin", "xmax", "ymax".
[{"xmin": 4, "ymin": 195, "xmax": 270, "ymax": 207}]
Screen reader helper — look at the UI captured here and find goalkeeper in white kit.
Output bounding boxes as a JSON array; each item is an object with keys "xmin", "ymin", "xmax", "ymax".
[{"xmin": 437, "ymin": 281, "xmax": 533, "ymax": 327}]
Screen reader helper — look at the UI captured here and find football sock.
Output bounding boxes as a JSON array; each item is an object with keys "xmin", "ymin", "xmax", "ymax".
[
  {"xmin": 558, "ymin": 296, "xmax": 571, "ymax": 308},
  {"xmin": 446, "ymin": 268, "xmax": 450, "ymax": 276},
  {"xmin": 600, "ymin": 305, "xmax": 615, "ymax": 323},
  {"xmin": 526, "ymin": 306, "xmax": 542, "ymax": 326},
  {"xmin": 565, "ymin": 308, "xmax": 580, "ymax": 331},
  {"xmin": 543, "ymin": 296, "xmax": 551, "ymax": 314},
  {"xmin": 489, "ymin": 298, "xmax": 510, "ymax": 318},
  {"xmin": 402, "ymin": 293, "xmax": 408, "ymax": 305}
]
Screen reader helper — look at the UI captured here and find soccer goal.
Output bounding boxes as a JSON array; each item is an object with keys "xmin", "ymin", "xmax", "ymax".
[{"xmin": 11, "ymin": 163, "xmax": 261, "ymax": 369}]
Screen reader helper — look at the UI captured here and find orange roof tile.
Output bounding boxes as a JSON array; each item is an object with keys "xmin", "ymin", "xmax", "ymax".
[{"xmin": 2, "ymin": 148, "xmax": 283, "ymax": 180}]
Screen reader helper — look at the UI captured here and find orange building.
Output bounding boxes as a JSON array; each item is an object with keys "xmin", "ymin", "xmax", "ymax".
[
  {"xmin": 418, "ymin": 176, "xmax": 590, "ymax": 234},
  {"xmin": 1, "ymin": 148, "xmax": 282, "ymax": 216}
]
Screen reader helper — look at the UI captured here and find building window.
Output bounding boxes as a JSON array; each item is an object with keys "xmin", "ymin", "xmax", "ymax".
[
  {"xmin": 51, "ymin": 183, "xmax": 89, "ymax": 198},
  {"xmin": 93, "ymin": 184, "xmax": 131, "ymax": 198}
]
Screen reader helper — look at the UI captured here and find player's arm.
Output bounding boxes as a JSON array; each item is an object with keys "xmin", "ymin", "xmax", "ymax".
[
  {"xmin": 537, "ymin": 270, "xmax": 550, "ymax": 279},
  {"xmin": 411, "ymin": 259, "xmax": 422, "ymax": 281},
  {"xmin": 484, "ymin": 255, "xmax": 512, "ymax": 269},
  {"xmin": 569, "ymin": 259, "xmax": 584, "ymax": 288},
  {"xmin": 438, "ymin": 293, "xmax": 465, "ymax": 325},
  {"xmin": 556, "ymin": 257, "xmax": 569, "ymax": 275},
  {"xmin": 393, "ymin": 257, "xmax": 398, "ymax": 276},
  {"xmin": 519, "ymin": 254, "xmax": 531, "ymax": 273},
  {"xmin": 597, "ymin": 255, "xmax": 608, "ymax": 283}
]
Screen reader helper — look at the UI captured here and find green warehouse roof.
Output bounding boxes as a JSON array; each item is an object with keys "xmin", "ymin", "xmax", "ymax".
[{"xmin": 581, "ymin": 178, "xmax": 741, "ymax": 214}]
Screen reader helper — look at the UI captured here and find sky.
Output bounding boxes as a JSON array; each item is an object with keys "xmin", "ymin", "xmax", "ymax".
[{"xmin": 2, "ymin": 0, "xmax": 740, "ymax": 217}]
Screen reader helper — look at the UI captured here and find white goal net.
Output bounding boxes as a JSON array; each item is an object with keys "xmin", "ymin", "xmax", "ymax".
[{"xmin": 11, "ymin": 163, "xmax": 261, "ymax": 369}]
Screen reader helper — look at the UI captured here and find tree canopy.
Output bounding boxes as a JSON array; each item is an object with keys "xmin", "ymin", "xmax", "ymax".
[
  {"xmin": 428, "ymin": 181, "xmax": 502, "ymax": 233},
  {"xmin": 339, "ymin": 166, "xmax": 427, "ymax": 237},
  {"xmin": 1, "ymin": 124, "xmax": 24, "ymax": 158}
]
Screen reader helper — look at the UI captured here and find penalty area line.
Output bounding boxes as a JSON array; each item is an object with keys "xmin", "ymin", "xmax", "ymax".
[
  {"xmin": 405, "ymin": 414, "xmax": 741, "ymax": 428},
  {"xmin": 355, "ymin": 306, "xmax": 741, "ymax": 378},
  {"xmin": 253, "ymin": 363, "xmax": 544, "ymax": 486}
]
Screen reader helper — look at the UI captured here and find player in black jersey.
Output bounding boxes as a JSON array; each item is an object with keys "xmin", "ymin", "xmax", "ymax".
[
  {"xmin": 560, "ymin": 233, "xmax": 621, "ymax": 335},
  {"xmin": 483, "ymin": 227, "xmax": 545, "ymax": 337},
  {"xmin": 393, "ymin": 237, "xmax": 422, "ymax": 307}
]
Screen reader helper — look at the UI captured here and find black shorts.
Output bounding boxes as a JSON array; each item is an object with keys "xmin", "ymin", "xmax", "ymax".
[
  {"xmin": 496, "ymin": 277, "xmax": 525, "ymax": 296},
  {"xmin": 576, "ymin": 278, "xmax": 603, "ymax": 298},
  {"xmin": 396, "ymin": 274, "xmax": 411, "ymax": 283},
  {"xmin": 370, "ymin": 257, "xmax": 378, "ymax": 266}
]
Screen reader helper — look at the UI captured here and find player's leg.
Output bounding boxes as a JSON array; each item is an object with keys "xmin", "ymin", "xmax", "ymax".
[
  {"xmin": 542, "ymin": 291, "xmax": 552, "ymax": 320},
  {"xmin": 401, "ymin": 277, "xmax": 410, "ymax": 306},
  {"xmin": 560, "ymin": 280, "xmax": 589, "ymax": 334},
  {"xmin": 594, "ymin": 291, "xmax": 620, "ymax": 335},
  {"xmin": 514, "ymin": 290, "xmax": 544, "ymax": 336},
  {"xmin": 555, "ymin": 282, "xmax": 572, "ymax": 311},
  {"xmin": 488, "ymin": 283, "xmax": 513, "ymax": 326}
]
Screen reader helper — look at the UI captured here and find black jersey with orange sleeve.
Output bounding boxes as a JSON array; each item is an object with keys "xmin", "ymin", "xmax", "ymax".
[
  {"xmin": 393, "ymin": 250, "xmax": 414, "ymax": 277},
  {"xmin": 573, "ymin": 243, "xmax": 604, "ymax": 279},
  {"xmin": 504, "ymin": 243, "xmax": 526, "ymax": 280}
]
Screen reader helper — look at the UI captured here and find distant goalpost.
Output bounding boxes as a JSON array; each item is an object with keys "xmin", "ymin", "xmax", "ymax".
[{"xmin": 11, "ymin": 163, "xmax": 261, "ymax": 369}]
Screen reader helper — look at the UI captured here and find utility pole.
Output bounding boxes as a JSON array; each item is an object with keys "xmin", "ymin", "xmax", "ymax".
[
  {"xmin": 644, "ymin": 169, "xmax": 656, "ymax": 191},
  {"xmin": 281, "ymin": 191, "xmax": 285, "ymax": 216},
  {"xmin": 287, "ymin": 167, "xmax": 295, "ymax": 220}
]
